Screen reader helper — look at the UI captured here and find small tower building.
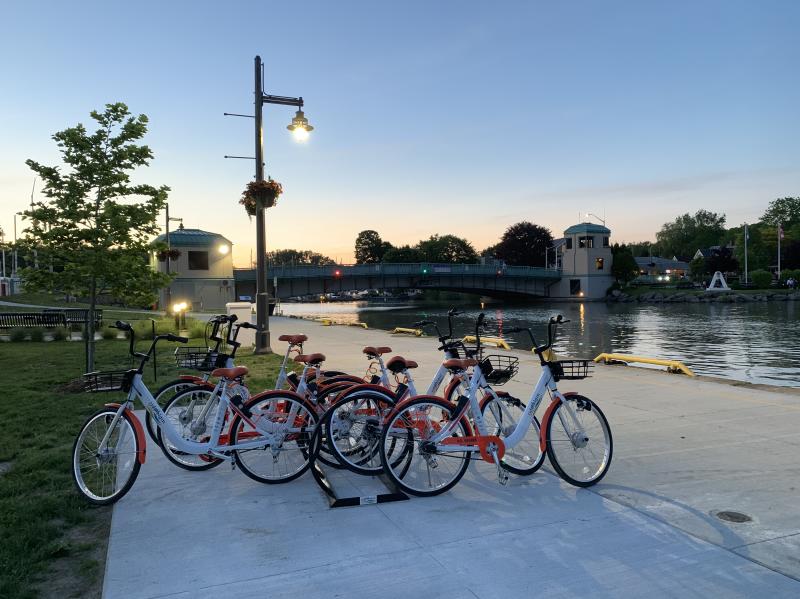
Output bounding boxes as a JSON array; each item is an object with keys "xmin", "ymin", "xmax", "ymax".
[{"xmin": 554, "ymin": 222, "xmax": 614, "ymax": 299}]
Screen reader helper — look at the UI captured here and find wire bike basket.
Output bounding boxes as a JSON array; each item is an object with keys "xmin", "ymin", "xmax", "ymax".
[
  {"xmin": 550, "ymin": 360, "xmax": 593, "ymax": 381},
  {"xmin": 479, "ymin": 355, "xmax": 519, "ymax": 385},
  {"xmin": 83, "ymin": 370, "xmax": 136, "ymax": 393},
  {"xmin": 174, "ymin": 347, "xmax": 227, "ymax": 372}
]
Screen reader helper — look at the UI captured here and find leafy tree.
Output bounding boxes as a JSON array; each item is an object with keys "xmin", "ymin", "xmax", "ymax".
[
  {"xmin": 355, "ymin": 230, "xmax": 391, "ymax": 263},
  {"xmin": 734, "ymin": 225, "xmax": 771, "ymax": 272},
  {"xmin": 626, "ymin": 241, "xmax": 660, "ymax": 257},
  {"xmin": 655, "ymin": 210, "xmax": 727, "ymax": 259},
  {"xmin": 750, "ymin": 269, "xmax": 773, "ymax": 289},
  {"xmin": 21, "ymin": 103, "xmax": 170, "ymax": 370},
  {"xmin": 267, "ymin": 249, "xmax": 335, "ymax": 266},
  {"xmin": 761, "ymin": 197, "xmax": 800, "ymax": 227},
  {"xmin": 493, "ymin": 221, "xmax": 553, "ymax": 266},
  {"xmin": 610, "ymin": 244, "xmax": 639, "ymax": 285},
  {"xmin": 705, "ymin": 247, "xmax": 738, "ymax": 274},
  {"xmin": 689, "ymin": 256, "xmax": 706, "ymax": 281},
  {"xmin": 382, "ymin": 244, "xmax": 425, "ymax": 263},
  {"xmin": 481, "ymin": 243, "xmax": 499, "ymax": 258},
  {"xmin": 416, "ymin": 234, "xmax": 479, "ymax": 263},
  {"xmin": 784, "ymin": 240, "xmax": 800, "ymax": 269}
]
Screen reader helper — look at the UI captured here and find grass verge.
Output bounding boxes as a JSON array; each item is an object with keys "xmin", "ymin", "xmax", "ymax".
[{"xmin": 0, "ymin": 339, "xmax": 282, "ymax": 598}]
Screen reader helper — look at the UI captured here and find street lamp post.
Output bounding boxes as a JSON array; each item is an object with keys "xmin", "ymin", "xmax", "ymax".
[
  {"xmin": 251, "ymin": 55, "xmax": 313, "ymax": 354},
  {"xmin": 164, "ymin": 203, "xmax": 183, "ymax": 311}
]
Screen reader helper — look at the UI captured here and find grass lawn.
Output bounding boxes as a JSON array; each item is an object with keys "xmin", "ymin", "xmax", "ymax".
[{"xmin": 0, "ymin": 337, "xmax": 282, "ymax": 599}]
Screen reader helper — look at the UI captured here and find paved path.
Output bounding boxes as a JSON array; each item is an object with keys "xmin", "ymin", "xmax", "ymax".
[{"xmin": 103, "ymin": 317, "xmax": 800, "ymax": 598}]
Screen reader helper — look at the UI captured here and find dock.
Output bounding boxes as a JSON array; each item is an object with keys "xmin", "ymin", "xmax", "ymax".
[{"xmin": 103, "ymin": 316, "xmax": 800, "ymax": 598}]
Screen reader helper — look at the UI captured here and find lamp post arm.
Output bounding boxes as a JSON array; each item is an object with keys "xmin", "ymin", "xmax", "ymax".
[{"xmin": 261, "ymin": 94, "xmax": 303, "ymax": 107}]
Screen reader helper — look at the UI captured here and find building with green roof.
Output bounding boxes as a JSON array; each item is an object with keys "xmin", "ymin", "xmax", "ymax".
[{"xmin": 150, "ymin": 226, "xmax": 235, "ymax": 310}]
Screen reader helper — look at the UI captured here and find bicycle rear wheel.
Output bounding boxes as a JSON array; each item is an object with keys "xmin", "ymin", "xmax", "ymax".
[
  {"xmin": 229, "ymin": 394, "xmax": 318, "ymax": 484},
  {"xmin": 72, "ymin": 407, "xmax": 141, "ymax": 505},
  {"xmin": 545, "ymin": 395, "xmax": 612, "ymax": 487},
  {"xmin": 481, "ymin": 394, "xmax": 545, "ymax": 475},
  {"xmin": 145, "ymin": 378, "xmax": 208, "ymax": 445},
  {"xmin": 380, "ymin": 397, "xmax": 472, "ymax": 497},
  {"xmin": 326, "ymin": 389, "xmax": 398, "ymax": 475}
]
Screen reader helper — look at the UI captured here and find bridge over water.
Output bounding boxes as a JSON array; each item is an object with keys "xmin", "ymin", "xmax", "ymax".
[{"xmin": 233, "ymin": 263, "xmax": 562, "ymax": 300}]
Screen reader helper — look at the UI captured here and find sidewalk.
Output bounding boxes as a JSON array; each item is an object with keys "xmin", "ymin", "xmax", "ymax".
[{"xmin": 103, "ymin": 316, "xmax": 800, "ymax": 598}]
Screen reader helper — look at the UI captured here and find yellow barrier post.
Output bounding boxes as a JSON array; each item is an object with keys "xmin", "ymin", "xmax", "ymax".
[
  {"xmin": 462, "ymin": 335, "xmax": 511, "ymax": 350},
  {"xmin": 391, "ymin": 327, "xmax": 423, "ymax": 336},
  {"xmin": 593, "ymin": 353, "xmax": 695, "ymax": 376}
]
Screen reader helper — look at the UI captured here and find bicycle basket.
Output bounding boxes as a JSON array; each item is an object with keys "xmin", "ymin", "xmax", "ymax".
[
  {"xmin": 454, "ymin": 344, "xmax": 482, "ymax": 360},
  {"xmin": 479, "ymin": 355, "xmax": 519, "ymax": 385},
  {"xmin": 83, "ymin": 370, "xmax": 136, "ymax": 393},
  {"xmin": 550, "ymin": 360, "xmax": 593, "ymax": 381},
  {"xmin": 174, "ymin": 347, "xmax": 223, "ymax": 371}
]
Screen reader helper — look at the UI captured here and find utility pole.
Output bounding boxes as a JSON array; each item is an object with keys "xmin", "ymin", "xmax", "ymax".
[
  {"xmin": 164, "ymin": 204, "xmax": 183, "ymax": 311},
  {"xmin": 254, "ymin": 55, "xmax": 270, "ymax": 353},
  {"xmin": 743, "ymin": 223, "xmax": 749, "ymax": 285},
  {"xmin": 777, "ymin": 223, "xmax": 782, "ymax": 280}
]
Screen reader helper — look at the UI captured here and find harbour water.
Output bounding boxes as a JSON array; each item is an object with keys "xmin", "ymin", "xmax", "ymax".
[{"xmin": 278, "ymin": 300, "xmax": 800, "ymax": 387}]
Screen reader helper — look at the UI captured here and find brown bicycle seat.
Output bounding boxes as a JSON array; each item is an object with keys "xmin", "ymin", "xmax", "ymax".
[
  {"xmin": 279, "ymin": 334, "xmax": 308, "ymax": 344},
  {"xmin": 443, "ymin": 358, "xmax": 477, "ymax": 371},
  {"xmin": 211, "ymin": 366, "xmax": 249, "ymax": 378},
  {"xmin": 386, "ymin": 356, "xmax": 418, "ymax": 373},
  {"xmin": 294, "ymin": 353, "xmax": 326, "ymax": 365},
  {"xmin": 362, "ymin": 346, "xmax": 392, "ymax": 356}
]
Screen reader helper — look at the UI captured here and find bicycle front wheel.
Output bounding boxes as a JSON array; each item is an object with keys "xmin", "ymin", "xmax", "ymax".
[
  {"xmin": 72, "ymin": 407, "xmax": 141, "ymax": 505},
  {"xmin": 145, "ymin": 378, "xmax": 207, "ymax": 445},
  {"xmin": 545, "ymin": 395, "xmax": 612, "ymax": 487},
  {"xmin": 229, "ymin": 394, "xmax": 318, "ymax": 484},
  {"xmin": 159, "ymin": 387, "xmax": 224, "ymax": 471},
  {"xmin": 380, "ymin": 397, "xmax": 472, "ymax": 497}
]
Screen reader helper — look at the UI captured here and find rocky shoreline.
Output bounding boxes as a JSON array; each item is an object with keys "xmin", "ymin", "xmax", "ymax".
[{"xmin": 607, "ymin": 289, "xmax": 800, "ymax": 303}]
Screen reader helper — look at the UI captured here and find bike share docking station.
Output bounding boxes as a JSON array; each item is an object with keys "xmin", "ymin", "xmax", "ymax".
[{"xmin": 307, "ymin": 414, "xmax": 409, "ymax": 508}]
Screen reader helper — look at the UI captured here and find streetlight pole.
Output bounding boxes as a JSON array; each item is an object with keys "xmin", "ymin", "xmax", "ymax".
[
  {"xmin": 164, "ymin": 204, "xmax": 183, "ymax": 311},
  {"xmin": 251, "ymin": 55, "xmax": 312, "ymax": 354}
]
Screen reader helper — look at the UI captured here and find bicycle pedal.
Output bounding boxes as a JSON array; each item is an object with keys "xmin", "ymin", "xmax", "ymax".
[{"xmin": 498, "ymin": 471, "xmax": 509, "ymax": 485}]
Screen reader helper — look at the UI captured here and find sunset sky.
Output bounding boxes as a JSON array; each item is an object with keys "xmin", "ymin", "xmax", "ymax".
[{"xmin": 1, "ymin": 1, "xmax": 798, "ymax": 266}]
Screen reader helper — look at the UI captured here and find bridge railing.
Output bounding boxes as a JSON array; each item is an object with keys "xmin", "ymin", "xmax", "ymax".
[{"xmin": 235, "ymin": 263, "xmax": 561, "ymax": 280}]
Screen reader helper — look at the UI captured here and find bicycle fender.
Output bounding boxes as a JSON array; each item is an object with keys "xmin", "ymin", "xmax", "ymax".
[
  {"xmin": 178, "ymin": 375, "xmax": 212, "ymax": 386},
  {"xmin": 333, "ymin": 383, "xmax": 397, "ymax": 404},
  {"xmin": 104, "ymin": 403, "xmax": 147, "ymax": 464},
  {"xmin": 539, "ymin": 392, "xmax": 578, "ymax": 453},
  {"xmin": 245, "ymin": 389, "xmax": 317, "ymax": 415}
]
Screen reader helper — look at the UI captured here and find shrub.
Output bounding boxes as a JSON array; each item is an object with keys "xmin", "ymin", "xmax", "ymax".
[
  {"xmin": 750, "ymin": 269, "xmax": 773, "ymax": 289},
  {"xmin": 50, "ymin": 328, "xmax": 67, "ymax": 341},
  {"xmin": 9, "ymin": 328, "xmax": 27, "ymax": 342},
  {"xmin": 188, "ymin": 320, "xmax": 207, "ymax": 340},
  {"xmin": 29, "ymin": 328, "xmax": 45, "ymax": 342},
  {"xmin": 101, "ymin": 328, "xmax": 118, "ymax": 340}
]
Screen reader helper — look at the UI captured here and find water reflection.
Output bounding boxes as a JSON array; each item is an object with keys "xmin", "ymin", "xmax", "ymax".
[{"xmin": 278, "ymin": 301, "xmax": 800, "ymax": 387}]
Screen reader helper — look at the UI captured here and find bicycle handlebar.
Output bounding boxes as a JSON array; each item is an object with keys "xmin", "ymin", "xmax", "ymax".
[{"xmin": 504, "ymin": 315, "xmax": 570, "ymax": 363}]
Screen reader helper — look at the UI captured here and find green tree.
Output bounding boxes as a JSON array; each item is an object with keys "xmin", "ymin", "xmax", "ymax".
[
  {"xmin": 689, "ymin": 256, "xmax": 706, "ymax": 281},
  {"xmin": 784, "ymin": 240, "xmax": 800, "ymax": 269},
  {"xmin": 355, "ymin": 230, "xmax": 391, "ymax": 263},
  {"xmin": 761, "ymin": 197, "xmax": 800, "ymax": 227},
  {"xmin": 493, "ymin": 221, "xmax": 553, "ymax": 266},
  {"xmin": 610, "ymin": 244, "xmax": 640, "ymax": 285},
  {"xmin": 416, "ymin": 234, "xmax": 479, "ymax": 263},
  {"xmin": 21, "ymin": 103, "xmax": 170, "ymax": 370},
  {"xmin": 382, "ymin": 244, "xmax": 425, "ymax": 263},
  {"xmin": 734, "ymin": 225, "xmax": 771, "ymax": 272},
  {"xmin": 750, "ymin": 269, "xmax": 773, "ymax": 289},
  {"xmin": 626, "ymin": 241, "xmax": 660, "ymax": 257},
  {"xmin": 655, "ymin": 210, "xmax": 727, "ymax": 259},
  {"xmin": 267, "ymin": 249, "xmax": 335, "ymax": 266}
]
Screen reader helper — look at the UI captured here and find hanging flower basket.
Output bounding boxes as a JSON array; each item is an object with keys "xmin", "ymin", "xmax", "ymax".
[
  {"xmin": 156, "ymin": 248, "xmax": 182, "ymax": 262},
  {"xmin": 240, "ymin": 179, "xmax": 283, "ymax": 217}
]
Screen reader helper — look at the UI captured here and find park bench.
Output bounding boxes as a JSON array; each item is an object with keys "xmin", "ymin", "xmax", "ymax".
[
  {"xmin": 42, "ymin": 308, "xmax": 103, "ymax": 327},
  {"xmin": 0, "ymin": 312, "xmax": 68, "ymax": 330}
]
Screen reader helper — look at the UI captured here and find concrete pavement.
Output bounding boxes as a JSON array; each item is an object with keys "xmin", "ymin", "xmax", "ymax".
[{"xmin": 102, "ymin": 316, "xmax": 800, "ymax": 598}]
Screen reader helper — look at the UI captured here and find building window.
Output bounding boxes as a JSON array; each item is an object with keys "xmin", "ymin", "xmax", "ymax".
[
  {"xmin": 596, "ymin": 258, "xmax": 604, "ymax": 270},
  {"xmin": 570, "ymin": 279, "xmax": 581, "ymax": 295},
  {"xmin": 602, "ymin": 236, "xmax": 610, "ymax": 247},
  {"xmin": 578, "ymin": 236, "xmax": 594, "ymax": 249},
  {"xmin": 188, "ymin": 251, "xmax": 209, "ymax": 270},
  {"xmin": 565, "ymin": 238, "xmax": 573, "ymax": 250}
]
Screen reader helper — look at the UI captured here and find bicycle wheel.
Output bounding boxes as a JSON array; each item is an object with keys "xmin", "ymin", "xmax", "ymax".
[
  {"xmin": 326, "ymin": 389, "xmax": 398, "ymax": 475},
  {"xmin": 229, "ymin": 393, "xmax": 318, "ymax": 484},
  {"xmin": 72, "ymin": 407, "xmax": 141, "ymax": 505},
  {"xmin": 158, "ymin": 387, "xmax": 224, "ymax": 470},
  {"xmin": 545, "ymin": 395, "xmax": 612, "ymax": 487},
  {"xmin": 380, "ymin": 397, "xmax": 472, "ymax": 497},
  {"xmin": 481, "ymin": 394, "xmax": 545, "ymax": 476},
  {"xmin": 145, "ymin": 378, "xmax": 209, "ymax": 445}
]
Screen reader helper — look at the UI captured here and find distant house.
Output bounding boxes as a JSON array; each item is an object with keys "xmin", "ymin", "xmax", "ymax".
[
  {"xmin": 150, "ymin": 227, "xmax": 235, "ymax": 311},
  {"xmin": 635, "ymin": 256, "xmax": 689, "ymax": 277},
  {"xmin": 693, "ymin": 244, "xmax": 735, "ymax": 261}
]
